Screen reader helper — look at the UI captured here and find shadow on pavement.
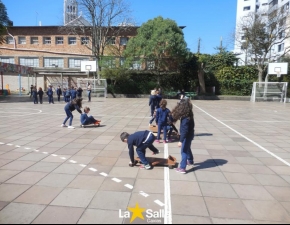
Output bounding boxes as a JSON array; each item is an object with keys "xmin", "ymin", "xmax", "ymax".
[
  {"xmin": 195, "ymin": 133, "xmax": 213, "ymax": 137},
  {"xmin": 186, "ymin": 159, "xmax": 228, "ymax": 173}
]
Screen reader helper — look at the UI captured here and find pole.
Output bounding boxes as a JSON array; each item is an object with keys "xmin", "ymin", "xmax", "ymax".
[
  {"xmin": 1, "ymin": 72, "xmax": 3, "ymax": 94},
  {"xmin": 18, "ymin": 74, "xmax": 22, "ymax": 96},
  {"xmin": 61, "ymin": 73, "xmax": 63, "ymax": 88}
]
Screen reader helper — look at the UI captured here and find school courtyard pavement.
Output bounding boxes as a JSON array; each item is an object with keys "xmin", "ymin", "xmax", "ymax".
[{"xmin": 0, "ymin": 97, "xmax": 290, "ymax": 224}]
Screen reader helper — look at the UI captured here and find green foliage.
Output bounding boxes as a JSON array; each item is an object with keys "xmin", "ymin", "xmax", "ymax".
[
  {"xmin": 214, "ymin": 66, "xmax": 258, "ymax": 95},
  {"xmin": 124, "ymin": 16, "xmax": 189, "ymax": 72},
  {"xmin": 0, "ymin": 0, "xmax": 13, "ymax": 44}
]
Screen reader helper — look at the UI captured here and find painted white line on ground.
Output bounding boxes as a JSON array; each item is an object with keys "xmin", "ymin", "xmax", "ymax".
[
  {"xmin": 34, "ymin": 150, "xmax": 39, "ymax": 152},
  {"xmin": 0, "ymin": 142, "xmax": 4, "ymax": 145},
  {"xmin": 43, "ymin": 152, "xmax": 48, "ymax": 154},
  {"xmin": 69, "ymin": 160, "xmax": 77, "ymax": 164},
  {"xmin": 112, "ymin": 178, "xmax": 122, "ymax": 183},
  {"xmin": 25, "ymin": 148, "xmax": 30, "ymax": 150},
  {"xmin": 164, "ymin": 143, "xmax": 172, "ymax": 224},
  {"xmin": 15, "ymin": 145, "xmax": 20, "ymax": 148},
  {"xmin": 139, "ymin": 191, "xmax": 149, "ymax": 198},
  {"xmin": 193, "ymin": 104, "xmax": 290, "ymax": 167},
  {"xmin": 89, "ymin": 168, "xmax": 97, "ymax": 172},
  {"xmin": 80, "ymin": 164, "xmax": 87, "ymax": 168},
  {"xmin": 7, "ymin": 144, "xmax": 13, "ymax": 146},
  {"xmin": 51, "ymin": 154, "xmax": 58, "ymax": 157},
  {"xmin": 154, "ymin": 200, "xmax": 165, "ymax": 207},
  {"xmin": 222, "ymin": 120, "xmax": 290, "ymax": 123},
  {"xmin": 124, "ymin": 184, "xmax": 133, "ymax": 189},
  {"xmin": 100, "ymin": 172, "xmax": 108, "ymax": 177},
  {"xmin": 60, "ymin": 157, "xmax": 67, "ymax": 160},
  {"xmin": 0, "ymin": 109, "xmax": 42, "ymax": 117}
]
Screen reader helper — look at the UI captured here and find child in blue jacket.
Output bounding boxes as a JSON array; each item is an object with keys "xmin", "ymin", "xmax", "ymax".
[
  {"xmin": 171, "ymin": 98, "xmax": 195, "ymax": 174},
  {"xmin": 61, "ymin": 98, "xmax": 83, "ymax": 129},
  {"xmin": 120, "ymin": 130, "xmax": 160, "ymax": 170},
  {"xmin": 149, "ymin": 90, "xmax": 157, "ymax": 117},
  {"xmin": 32, "ymin": 87, "xmax": 38, "ymax": 104},
  {"xmin": 80, "ymin": 107, "xmax": 101, "ymax": 126},
  {"xmin": 46, "ymin": 85, "xmax": 54, "ymax": 104},
  {"xmin": 155, "ymin": 99, "xmax": 171, "ymax": 143}
]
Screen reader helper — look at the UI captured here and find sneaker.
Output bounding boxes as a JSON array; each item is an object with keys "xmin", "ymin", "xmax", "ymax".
[
  {"xmin": 140, "ymin": 164, "xmax": 151, "ymax": 170},
  {"xmin": 166, "ymin": 139, "xmax": 172, "ymax": 143},
  {"xmin": 176, "ymin": 168, "xmax": 186, "ymax": 174},
  {"xmin": 68, "ymin": 126, "xmax": 75, "ymax": 129},
  {"xmin": 61, "ymin": 124, "xmax": 67, "ymax": 127},
  {"xmin": 187, "ymin": 160, "xmax": 194, "ymax": 167},
  {"xmin": 155, "ymin": 140, "xmax": 160, "ymax": 143}
]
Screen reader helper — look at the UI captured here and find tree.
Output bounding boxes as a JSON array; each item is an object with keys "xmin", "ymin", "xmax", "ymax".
[
  {"xmin": 61, "ymin": 0, "xmax": 134, "ymax": 81},
  {"xmin": 235, "ymin": 8, "xmax": 290, "ymax": 82},
  {"xmin": 0, "ymin": 0, "xmax": 13, "ymax": 44},
  {"xmin": 124, "ymin": 16, "xmax": 189, "ymax": 84}
]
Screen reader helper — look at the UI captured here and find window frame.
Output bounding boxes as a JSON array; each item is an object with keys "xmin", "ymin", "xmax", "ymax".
[
  {"xmin": 18, "ymin": 36, "xmax": 26, "ymax": 45},
  {"xmin": 31, "ymin": 37, "xmax": 39, "ymax": 45},
  {"xmin": 43, "ymin": 37, "xmax": 52, "ymax": 45},
  {"xmin": 56, "ymin": 37, "xmax": 64, "ymax": 45},
  {"xmin": 68, "ymin": 37, "xmax": 77, "ymax": 45}
]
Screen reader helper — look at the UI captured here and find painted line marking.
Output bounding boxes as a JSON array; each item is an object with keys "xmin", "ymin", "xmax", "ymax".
[
  {"xmin": 25, "ymin": 148, "xmax": 31, "ymax": 150},
  {"xmin": 0, "ymin": 142, "xmax": 4, "ymax": 145},
  {"xmin": 80, "ymin": 164, "xmax": 87, "ymax": 168},
  {"xmin": 100, "ymin": 172, "xmax": 108, "ymax": 177},
  {"xmin": 51, "ymin": 154, "xmax": 58, "ymax": 157},
  {"xmin": 193, "ymin": 104, "xmax": 290, "ymax": 167},
  {"xmin": 69, "ymin": 160, "xmax": 77, "ymax": 164},
  {"xmin": 43, "ymin": 152, "xmax": 48, "ymax": 154},
  {"xmin": 89, "ymin": 168, "xmax": 97, "ymax": 172},
  {"xmin": 60, "ymin": 157, "xmax": 67, "ymax": 160},
  {"xmin": 124, "ymin": 184, "xmax": 133, "ymax": 189},
  {"xmin": 154, "ymin": 200, "xmax": 165, "ymax": 207},
  {"xmin": 15, "ymin": 145, "xmax": 21, "ymax": 148},
  {"xmin": 164, "ymin": 143, "xmax": 172, "ymax": 224},
  {"xmin": 34, "ymin": 150, "xmax": 39, "ymax": 152},
  {"xmin": 139, "ymin": 191, "xmax": 149, "ymax": 198},
  {"xmin": 112, "ymin": 178, "xmax": 122, "ymax": 183},
  {"xmin": 7, "ymin": 144, "xmax": 13, "ymax": 146}
]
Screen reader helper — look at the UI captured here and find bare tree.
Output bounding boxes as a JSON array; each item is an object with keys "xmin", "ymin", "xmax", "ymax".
[
  {"xmin": 235, "ymin": 7, "xmax": 290, "ymax": 82},
  {"xmin": 61, "ymin": 0, "xmax": 134, "ymax": 80}
]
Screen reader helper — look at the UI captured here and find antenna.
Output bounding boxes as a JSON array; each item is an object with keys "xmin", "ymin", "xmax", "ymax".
[{"xmin": 35, "ymin": 11, "xmax": 38, "ymax": 26}]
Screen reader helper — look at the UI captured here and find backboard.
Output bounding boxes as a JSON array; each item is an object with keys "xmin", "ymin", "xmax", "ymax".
[
  {"xmin": 268, "ymin": 63, "xmax": 288, "ymax": 76},
  {"xmin": 81, "ymin": 61, "xmax": 97, "ymax": 72}
]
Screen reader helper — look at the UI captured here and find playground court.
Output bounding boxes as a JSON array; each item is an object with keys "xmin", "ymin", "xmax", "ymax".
[{"xmin": 0, "ymin": 98, "xmax": 290, "ymax": 224}]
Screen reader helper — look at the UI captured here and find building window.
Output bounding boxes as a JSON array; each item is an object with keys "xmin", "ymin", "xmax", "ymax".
[
  {"xmin": 68, "ymin": 58, "xmax": 88, "ymax": 68},
  {"xmin": 107, "ymin": 37, "xmax": 115, "ymax": 45},
  {"xmin": 43, "ymin": 37, "xmax": 51, "ymax": 45},
  {"xmin": 81, "ymin": 37, "xmax": 89, "ymax": 45},
  {"xmin": 18, "ymin": 37, "xmax": 26, "ymax": 44},
  {"xmin": 56, "ymin": 37, "xmax": 64, "ymax": 45},
  {"xmin": 6, "ymin": 36, "xmax": 14, "ymax": 44},
  {"xmin": 19, "ymin": 58, "xmax": 39, "ymax": 67},
  {"xmin": 0, "ymin": 57, "xmax": 15, "ymax": 64},
  {"xmin": 278, "ymin": 43, "xmax": 284, "ymax": 52},
  {"xmin": 101, "ymin": 57, "xmax": 116, "ymax": 68},
  {"xmin": 131, "ymin": 60, "xmax": 141, "ymax": 70},
  {"xmin": 147, "ymin": 60, "xmax": 155, "ymax": 70},
  {"xmin": 44, "ymin": 58, "xmax": 64, "ymax": 68},
  {"xmin": 68, "ymin": 37, "xmax": 77, "ymax": 45},
  {"xmin": 120, "ymin": 37, "xmax": 129, "ymax": 46},
  {"xmin": 120, "ymin": 57, "xmax": 125, "ymax": 66},
  {"xmin": 31, "ymin": 37, "xmax": 39, "ymax": 45},
  {"xmin": 279, "ymin": 31, "xmax": 285, "ymax": 39},
  {"xmin": 243, "ymin": 6, "xmax": 251, "ymax": 11}
]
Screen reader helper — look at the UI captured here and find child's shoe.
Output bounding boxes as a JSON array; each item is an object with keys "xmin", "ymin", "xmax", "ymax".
[
  {"xmin": 140, "ymin": 164, "xmax": 151, "ymax": 170},
  {"xmin": 152, "ymin": 150, "xmax": 160, "ymax": 155},
  {"xmin": 187, "ymin": 160, "xmax": 194, "ymax": 168},
  {"xmin": 155, "ymin": 140, "xmax": 160, "ymax": 143},
  {"xmin": 176, "ymin": 168, "xmax": 186, "ymax": 174},
  {"xmin": 61, "ymin": 124, "xmax": 67, "ymax": 127}
]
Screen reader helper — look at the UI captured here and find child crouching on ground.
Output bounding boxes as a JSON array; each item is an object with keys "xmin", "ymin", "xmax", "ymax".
[
  {"xmin": 120, "ymin": 131, "xmax": 160, "ymax": 170},
  {"xmin": 80, "ymin": 107, "xmax": 101, "ymax": 126}
]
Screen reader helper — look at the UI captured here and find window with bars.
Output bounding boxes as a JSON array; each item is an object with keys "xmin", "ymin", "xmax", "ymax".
[
  {"xmin": 43, "ymin": 37, "xmax": 51, "ymax": 45},
  {"xmin": 81, "ymin": 37, "xmax": 89, "ymax": 45},
  {"xmin": 68, "ymin": 58, "xmax": 89, "ymax": 68},
  {"xmin": 146, "ymin": 60, "xmax": 155, "ymax": 70},
  {"xmin": 19, "ymin": 58, "xmax": 39, "ymax": 67},
  {"xmin": 107, "ymin": 37, "xmax": 116, "ymax": 45},
  {"xmin": 0, "ymin": 57, "xmax": 15, "ymax": 64},
  {"xmin": 44, "ymin": 58, "xmax": 64, "ymax": 68},
  {"xmin": 56, "ymin": 37, "xmax": 64, "ymax": 45},
  {"xmin": 101, "ymin": 57, "xmax": 116, "ymax": 68},
  {"xmin": 278, "ymin": 43, "xmax": 284, "ymax": 52},
  {"xmin": 131, "ymin": 60, "xmax": 141, "ymax": 70},
  {"xmin": 6, "ymin": 37, "xmax": 14, "ymax": 44},
  {"xmin": 68, "ymin": 37, "xmax": 77, "ymax": 45},
  {"xmin": 18, "ymin": 37, "xmax": 26, "ymax": 44},
  {"xmin": 31, "ymin": 37, "xmax": 39, "ymax": 44}
]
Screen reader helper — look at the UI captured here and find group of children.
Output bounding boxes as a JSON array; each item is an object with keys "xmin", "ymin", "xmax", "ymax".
[
  {"xmin": 121, "ymin": 97, "xmax": 195, "ymax": 174},
  {"xmin": 31, "ymin": 85, "xmax": 87, "ymax": 104}
]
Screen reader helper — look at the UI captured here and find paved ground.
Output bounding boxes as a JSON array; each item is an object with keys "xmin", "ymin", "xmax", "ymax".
[{"xmin": 0, "ymin": 97, "xmax": 290, "ymax": 224}]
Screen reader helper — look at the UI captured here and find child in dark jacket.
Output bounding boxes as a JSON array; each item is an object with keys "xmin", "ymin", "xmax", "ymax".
[
  {"xmin": 120, "ymin": 130, "xmax": 160, "ymax": 170},
  {"xmin": 70, "ymin": 86, "xmax": 77, "ymax": 100},
  {"xmin": 32, "ymin": 87, "xmax": 38, "ymax": 104},
  {"xmin": 149, "ymin": 90, "xmax": 157, "ymax": 117},
  {"xmin": 61, "ymin": 98, "xmax": 83, "ymax": 129},
  {"xmin": 80, "ymin": 107, "xmax": 101, "ymax": 126},
  {"xmin": 46, "ymin": 85, "xmax": 54, "ymax": 104},
  {"xmin": 56, "ymin": 86, "xmax": 62, "ymax": 102},
  {"xmin": 155, "ymin": 99, "xmax": 171, "ymax": 143},
  {"xmin": 37, "ymin": 87, "xmax": 44, "ymax": 104},
  {"xmin": 77, "ymin": 87, "xmax": 83, "ymax": 98},
  {"xmin": 171, "ymin": 98, "xmax": 195, "ymax": 174}
]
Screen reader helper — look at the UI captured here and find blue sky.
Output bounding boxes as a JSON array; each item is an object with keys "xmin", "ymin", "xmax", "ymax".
[{"xmin": 2, "ymin": 0, "xmax": 237, "ymax": 54}]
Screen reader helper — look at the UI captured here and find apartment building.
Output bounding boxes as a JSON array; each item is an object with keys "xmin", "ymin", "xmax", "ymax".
[{"xmin": 234, "ymin": 0, "xmax": 290, "ymax": 65}]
